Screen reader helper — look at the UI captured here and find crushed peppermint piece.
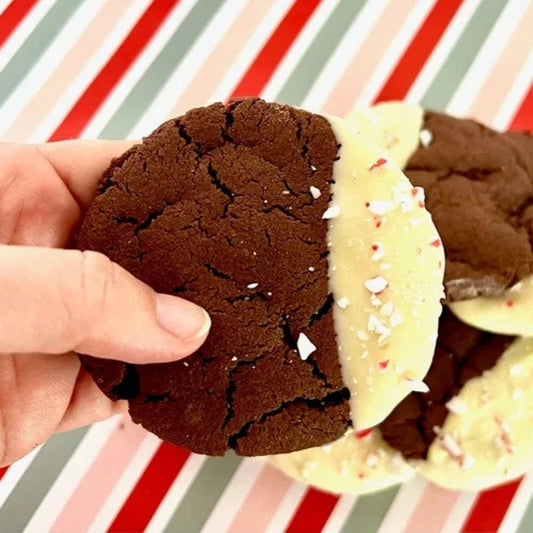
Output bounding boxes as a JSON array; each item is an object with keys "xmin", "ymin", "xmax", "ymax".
[
  {"xmin": 339, "ymin": 460, "xmax": 350, "ymax": 477},
  {"xmin": 419, "ymin": 128, "xmax": 433, "ymax": 148},
  {"xmin": 281, "ymin": 190, "xmax": 290, "ymax": 195},
  {"xmin": 380, "ymin": 301, "xmax": 394, "ymax": 316},
  {"xmin": 231, "ymin": 356, "xmax": 238, "ymax": 362},
  {"xmin": 367, "ymin": 314, "xmax": 389, "ymax": 336},
  {"xmin": 322, "ymin": 205, "xmax": 340, "ymax": 219},
  {"xmin": 310, "ymin": 164, "xmax": 317, "ymax": 172},
  {"xmin": 370, "ymin": 293, "xmax": 382, "ymax": 307},
  {"xmin": 364, "ymin": 275, "xmax": 388, "ymax": 294},
  {"xmin": 296, "ymin": 333, "xmax": 316, "ymax": 361},
  {"xmin": 357, "ymin": 330, "xmax": 369, "ymax": 341},
  {"xmin": 371, "ymin": 241, "xmax": 385, "ymax": 261},
  {"xmin": 355, "ymin": 428, "xmax": 372, "ymax": 439},
  {"xmin": 380, "ymin": 262, "xmax": 391, "ymax": 271},
  {"xmin": 308, "ymin": 266, "xmax": 315, "ymax": 272},
  {"xmin": 367, "ymin": 200, "xmax": 395, "ymax": 215},
  {"xmin": 375, "ymin": 218, "xmax": 383, "ymax": 228},
  {"xmin": 403, "ymin": 378, "xmax": 429, "ymax": 393},
  {"xmin": 247, "ymin": 282, "xmax": 259, "ymax": 289},
  {"xmin": 509, "ymin": 364, "xmax": 522, "ymax": 376},
  {"xmin": 446, "ymin": 396, "xmax": 467, "ymax": 414},
  {"xmin": 361, "ymin": 350, "xmax": 369, "ymax": 359},
  {"xmin": 389, "ymin": 309, "xmax": 403, "ymax": 327},
  {"xmin": 411, "ymin": 187, "xmax": 425, "ymax": 201},
  {"xmin": 430, "ymin": 238, "xmax": 441, "ymax": 247},
  {"xmin": 505, "ymin": 299, "xmax": 514, "ymax": 308},
  {"xmin": 510, "ymin": 282, "xmax": 523, "ymax": 293},
  {"xmin": 369, "ymin": 157, "xmax": 388, "ymax": 171},
  {"xmin": 378, "ymin": 359, "xmax": 390, "ymax": 371},
  {"xmin": 366, "ymin": 452, "xmax": 379, "ymax": 468},
  {"xmin": 495, "ymin": 417, "xmax": 515, "ymax": 454},
  {"xmin": 337, "ymin": 296, "xmax": 350, "ymax": 309},
  {"xmin": 267, "ymin": 291, "xmax": 272, "ymax": 296},
  {"xmin": 183, "ymin": 362, "xmax": 189, "ymax": 367},
  {"xmin": 310, "ymin": 185, "xmax": 321, "ymax": 199}
]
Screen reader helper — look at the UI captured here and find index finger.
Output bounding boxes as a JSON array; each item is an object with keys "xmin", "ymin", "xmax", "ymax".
[{"xmin": 37, "ymin": 139, "xmax": 137, "ymax": 210}]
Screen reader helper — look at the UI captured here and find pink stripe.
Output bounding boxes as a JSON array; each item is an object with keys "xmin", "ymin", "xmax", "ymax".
[
  {"xmin": 467, "ymin": 1, "xmax": 533, "ymax": 124},
  {"xmin": 50, "ymin": 418, "xmax": 147, "ymax": 533},
  {"xmin": 321, "ymin": 1, "xmax": 414, "ymax": 116},
  {"xmin": 3, "ymin": 0, "xmax": 131, "ymax": 142},
  {"xmin": 403, "ymin": 483, "xmax": 460, "ymax": 533},
  {"xmin": 167, "ymin": 0, "xmax": 271, "ymax": 118},
  {"xmin": 227, "ymin": 463, "xmax": 292, "ymax": 533}
]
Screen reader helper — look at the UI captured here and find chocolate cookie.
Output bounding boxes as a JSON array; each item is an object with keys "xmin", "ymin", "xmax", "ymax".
[
  {"xmin": 379, "ymin": 308, "xmax": 514, "ymax": 459},
  {"xmin": 77, "ymin": 99, "xmax": 351, "ymax": 456},
  {"xmin": 77, "ymin": 98, "xmax": 445, "ymax": 456},
  {"xmin": 404, "ymin": 111, "xmax": 533, "ymax": 301}
]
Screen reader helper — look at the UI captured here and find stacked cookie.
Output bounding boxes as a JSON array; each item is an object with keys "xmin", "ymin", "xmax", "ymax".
[
  {"xmin": 272, "ymin": 103, "xmax": 533, "ymax": 492},
  {"xmin": 76, "ymin": 98, "xmax": 533, "ymax": 493}
]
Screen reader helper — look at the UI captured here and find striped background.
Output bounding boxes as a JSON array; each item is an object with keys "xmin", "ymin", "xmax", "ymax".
[{"xmin": 0, "ymin": 0, "xmax": 532, "ymax": 531}]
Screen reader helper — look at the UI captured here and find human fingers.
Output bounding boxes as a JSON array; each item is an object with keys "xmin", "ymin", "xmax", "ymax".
[{"xmin": 0, "ymin": 245, "xmax": 210, "ymax": 362}]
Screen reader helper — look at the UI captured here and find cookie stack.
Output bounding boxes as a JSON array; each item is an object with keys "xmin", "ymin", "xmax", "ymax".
[{"xmin": 76, "ymin": 98, "xmax": 533, "ymax": 493}]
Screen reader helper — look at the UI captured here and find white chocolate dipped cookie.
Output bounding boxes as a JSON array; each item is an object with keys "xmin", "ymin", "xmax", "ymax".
[{"xmin": 270, "ymin": 428, "xmax": 413, "ymax": 495}]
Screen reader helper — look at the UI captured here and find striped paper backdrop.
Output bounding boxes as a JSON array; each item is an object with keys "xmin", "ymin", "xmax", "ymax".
[{"xmin": 0, "ymin": 1, "xmax": 532, "ymax": 532}]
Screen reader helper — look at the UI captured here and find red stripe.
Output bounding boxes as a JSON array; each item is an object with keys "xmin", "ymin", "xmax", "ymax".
[
  {"xmin": 0, "ymin": 0, "xmax": 36, "ymax": 49},
  {"xmin": 284, "ymin": 489, "xmax": 339, "ymax": 533},
  {"xmin": 49, "ymin": 0, "xmax": 179, "ymax": 141},
  {"xmin": 230, "ymin": 0, "xmax": 320, "ymax": 99},
  {"xmin": 0, "ymin": 466, "xmax": 9, "ymax": 481},
  {"xmin": 461, "ymin": 479, "xmax": 522, "ymax": 532},
  {"xmin": 374, "ymin": 0, "xmax": 463, "ymax": 102},
  {"xmin": 509, "ymin": 81, "xmax": 533, "ymax": 132},
  {"xmin": 107, "ymin": 443, "xmax": 189, "ymax": 533}
]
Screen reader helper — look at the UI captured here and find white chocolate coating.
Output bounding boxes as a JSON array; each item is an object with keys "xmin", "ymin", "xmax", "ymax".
[
  {"xmin": 450, "ymin": 275, "xmax": 533, "ymax": 336},
  {"xmin": 417, "ymin": 337, "xmax": 533, "ymax": 490},
  {"xmin": 325, "ymin": 114, "xmax": 444, "ymax": 429},
  {"xmin": 270, "ymin": 429, "xmax": 414, "ymax": 495}
]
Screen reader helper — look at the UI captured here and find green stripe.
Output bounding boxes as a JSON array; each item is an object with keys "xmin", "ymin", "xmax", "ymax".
[
  {"xmin": 100, "ymin": 0, "xmax": 222, "ymax": 139},
  {"xmin": 0, "ymin": 0, "xmax": 81, "ymax": 108},
  {"xmin": 420, "ymin": 0, "xmax": 507, "ymax": 111},
  {"xmin": 516, "ymin": 492, "xmax": 533, "ymax": 533},
  {"xmin": 163, "ymin": 454, "xmax": 242, "ymax": 532},
  {"xmin": 340, "ymin": 485, "xmax": 400, "ymax": 533},
  {"xmin": 274, "ymin": 0, "xmax": 366, "ymax": 106},
  {"xmin": 0, "ymin": 428, "xmax": 89, "ymax": 532}
]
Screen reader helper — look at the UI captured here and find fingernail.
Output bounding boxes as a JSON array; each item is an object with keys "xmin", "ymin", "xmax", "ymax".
[{"xmin": 155, "ymin": 293, "xmax": 211, "ymax": 342}]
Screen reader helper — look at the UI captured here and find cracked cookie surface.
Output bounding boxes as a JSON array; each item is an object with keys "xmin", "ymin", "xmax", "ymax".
[{"xmin": 76, "ymin": 99, "xmax": 351, "ymax": 456}]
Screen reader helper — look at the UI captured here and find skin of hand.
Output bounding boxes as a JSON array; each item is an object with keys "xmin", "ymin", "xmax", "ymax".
[{"xmin": 0, "ymin": 141, "xmax": 211, "ymax": 467}]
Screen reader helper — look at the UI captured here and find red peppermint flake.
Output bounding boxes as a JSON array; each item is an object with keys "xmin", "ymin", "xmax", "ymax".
[
  {"xmin": 358, "ymin": 472, "xmax": 366, "ymax": 479},
  {"xmin": 371, "ymin": 244, "xmax": 379, "ymax": 251},
  {"xmin": 418, "ymin": 200, "xmax": 425, "ymax": 208},
  {"xmin": 369, "ymin": 158, "xmax": 388, "ymax": 172},
  {"xmin": 355, "ymin": 428, "xmax": 373, "ymax": 439},
  {"xmin": 375, "ymin": 218, "xmax": 382, "ymax": 228},
  {"xmin": 505, "ymin": 299, "xmax": 514, "ymax": 308},
  {"xmin": 365, "ymin": 201, "xmax": 370, "ymax": 207},
  {"xmin": 378, "ymin": 359, "xmax": 390, "ymax": 370},
  {"xmin": 430, "ymin": 238, "xmax": 441, "ymax": 247}
]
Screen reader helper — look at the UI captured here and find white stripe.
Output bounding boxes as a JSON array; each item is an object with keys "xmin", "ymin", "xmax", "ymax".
[
  {"xmin": 406, "ymin": 0, "xmax": 481, "ymax": 103},
  {"xmin": 439, "ymin": 491, "xmax": 477, "ymax": 533},
  {"xmin": 134, "ymin": 0, "xmax": 246, "ymax": 135},
  {"xmin": 200, "ymin": 458, "xmax": 265, "ymax": 533},
  {"xmin": 81, "ymin": 0, "xmax": 198, "ymax": 140},
  {"xmin": 0, "ymin": 447, "xmax": 40, "ymax": 509},
  {"xmin": 22, "ymin": 416, "xmax": 120, "ymax": 533},
  {"xmin": 86, "ymin": 434, "xmax": 160, "ymax": 533},
  {"xmin": 144, "ymin": 454, "xmax": 207, "ymax": 533},
  {"xmin": 355, "ymin": 0, "xmax": 437, "ymax": 108},
  {"xmin": 260, "ymin": 0, "xmax": 342, "ymax": 103},
  {"xmin": 498, "ymin": 475, "xmax": 533, "ymax": 533},
  {"xmin": 446, "ymin": 0, "xmax": 529, "ymax": 117},
  {"xmin": 492, "ymin": 44, "xmax": 533, "ymax": 130},
  {"xmin": 377, "ymin": 476, "xmax": 427, "ymax": 533},
  {"xmin": 321, "ymin": 494, "xmax": 357, "ymax": 533},
  {"xmin": 303, "ymin": 0, "xmax": 391, "ymax": 111},
  {"xmin": 26, "ymin": 0, "xmax": 151, "ymax": 143},
  {"xmin": 0, "ymin": 0, "xmax": 52, "ymax": 73},
  {"xmin": 0, "ymin": 0, "xmax": 103, "ymax": 138},
  {"xmin": 208, "ymin": 0, "xmax": 293, "ymax": 102},
  {"xmin": 264, "ymin": 481, "xmax": 307, "ymax": 533}
]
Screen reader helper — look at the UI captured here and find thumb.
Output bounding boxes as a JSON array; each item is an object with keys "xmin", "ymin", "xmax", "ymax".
[{"xmin": 0, "ymin": 245, "xmax": 210, "ymax": 362}]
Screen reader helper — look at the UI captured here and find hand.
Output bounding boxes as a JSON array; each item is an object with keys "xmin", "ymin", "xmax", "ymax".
[{"xmin": 0, "ymin": 141, "xmax": 211, "ymax": 466}]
